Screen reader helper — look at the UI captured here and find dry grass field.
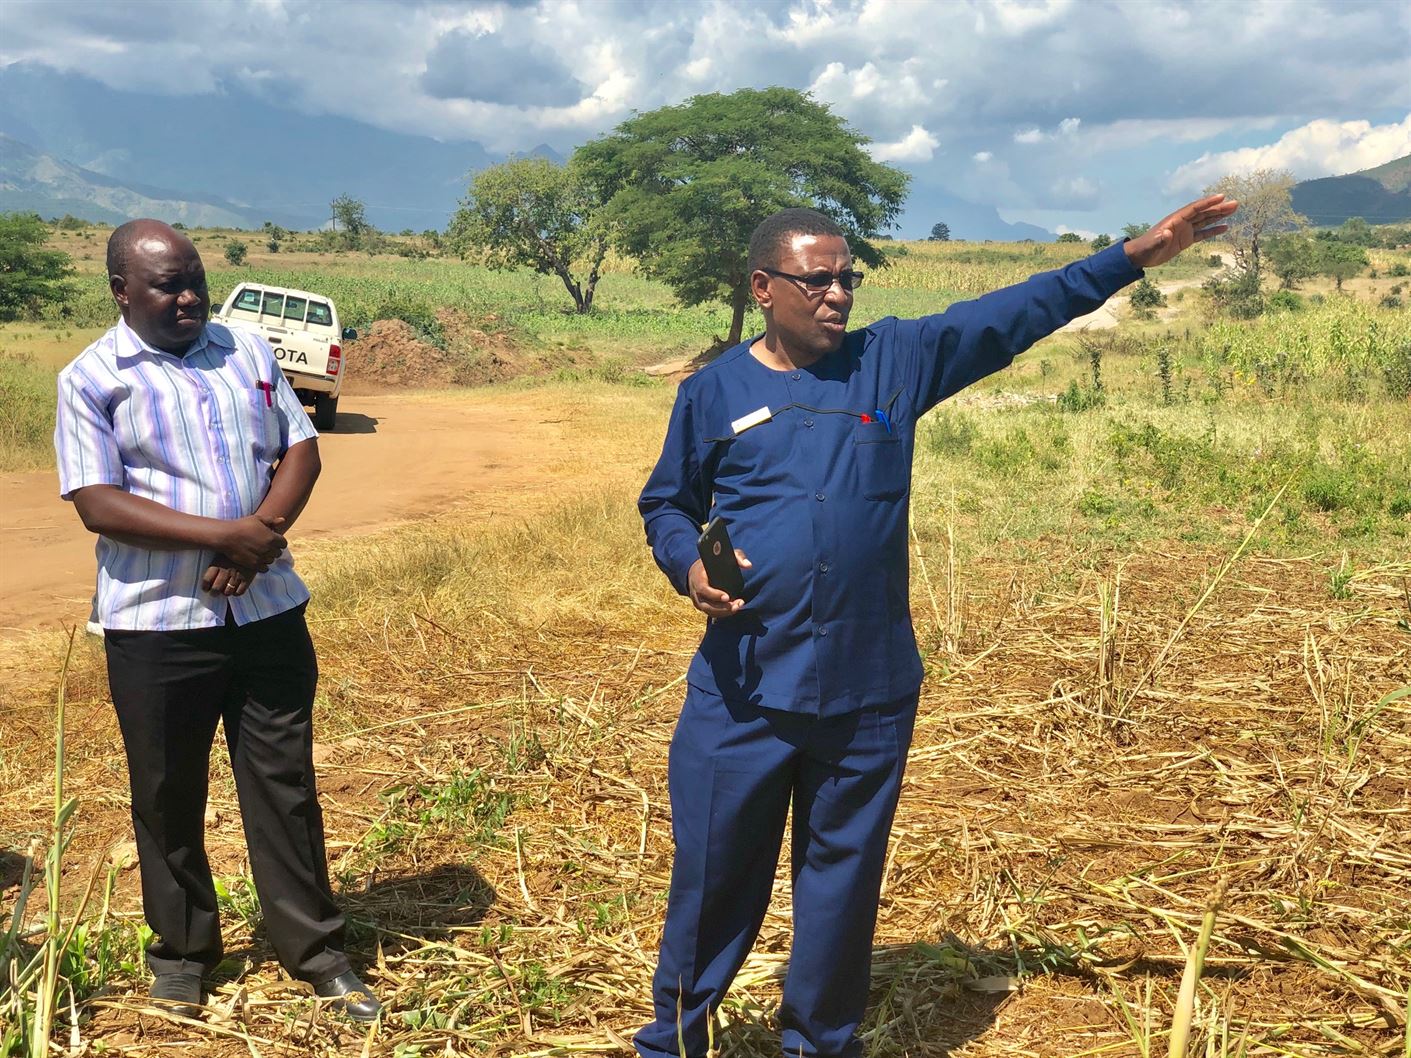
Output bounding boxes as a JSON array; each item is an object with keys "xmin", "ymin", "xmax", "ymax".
[{"xmin": 3, "ymin": 226, "xmax": 1410, "ymax": 1057}]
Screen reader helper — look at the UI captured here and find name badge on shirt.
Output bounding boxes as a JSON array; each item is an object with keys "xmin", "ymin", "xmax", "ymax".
[{"xmin": 731, "ymin": 406, "xmax": 772, "ymax": 435}]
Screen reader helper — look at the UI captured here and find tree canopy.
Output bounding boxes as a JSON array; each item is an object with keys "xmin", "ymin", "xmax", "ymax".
[
  {"xmin": 1205, "ymin": 169, "xmax": 1304, "ymax": 281},
  {"xmin": 449, "ymin": 157, "xmax": 609, "ymax": 313},
  {"xmin": 929, "ymin": 221, "xmax": 951, "ymax": 242},
  {"xmin": 574, "ymin": 87, "xmax": 908, "ymax": 346},
  {"xmin": 0, "ymin": 212, "xmax": 73, "ymax": 322}
]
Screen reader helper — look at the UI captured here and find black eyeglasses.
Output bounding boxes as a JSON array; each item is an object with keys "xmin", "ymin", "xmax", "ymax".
[{"xmin": 760, "ymin": 267, "xmax": 865, "ymax": 291}]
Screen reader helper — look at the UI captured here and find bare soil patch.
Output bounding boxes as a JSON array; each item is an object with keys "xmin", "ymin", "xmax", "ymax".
[{"xmin": 0, "ymin": 389, "xmax": 569, "ymax": 635}]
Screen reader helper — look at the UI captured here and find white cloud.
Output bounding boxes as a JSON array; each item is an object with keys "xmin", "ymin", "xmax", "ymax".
[
  {"xmin": 870, "ymin": 124, "xmax": 940, "ymax": 163},
  {"xmin": 973, "ymin": 150, "xmax": 993, "ymax": 162},
  {"xmin": 1014, "ymin": 117, "xmax": 1081, "ymax": 144},
  {"xmin": 984, "ymin": 0, "xmax": 1074, "ymax": 36},
  {"xmin": 1167, "ymin": 115, "xmax": 1411, "ymax": 192},
  {"xmin": 1055, "ymin": 223, "xmax": 1098, "ymax": 239}
]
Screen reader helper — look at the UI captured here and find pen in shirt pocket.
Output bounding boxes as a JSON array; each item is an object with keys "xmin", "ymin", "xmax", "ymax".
[{"xmin": 255, "ymin": 380, "xmax": 274, "ymax": 407}]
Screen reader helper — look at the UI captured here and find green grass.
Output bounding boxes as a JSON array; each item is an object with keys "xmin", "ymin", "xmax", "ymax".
[
  {"xmin": 913, "ymin": 398, "xmax": 1411, "ymax": 561},
  {"xmin": 0, "ymin": 353, "xmax": 56, "ymax": 471}
]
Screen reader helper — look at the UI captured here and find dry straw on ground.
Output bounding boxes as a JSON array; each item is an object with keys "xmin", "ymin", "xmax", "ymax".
[{"xmin": 2, "ymin": 484, "xmax": 1408, "ymax": 1057}]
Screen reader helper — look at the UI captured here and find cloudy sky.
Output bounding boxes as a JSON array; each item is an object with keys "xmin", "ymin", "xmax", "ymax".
[{"xmin": 4, "ymin": 0, "xmax": 1410, "ymax": 235}]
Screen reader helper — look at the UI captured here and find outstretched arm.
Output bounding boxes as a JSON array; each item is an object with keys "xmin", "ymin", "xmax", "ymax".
[{"xmin": 904, "ymin": 193, "xmax": 1240, "ymax": 414}]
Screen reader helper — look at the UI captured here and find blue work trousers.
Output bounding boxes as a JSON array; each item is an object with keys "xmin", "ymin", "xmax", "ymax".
[{"xmin": 635, "ymin": 686, "xmax": 917, "ymax": 1058}]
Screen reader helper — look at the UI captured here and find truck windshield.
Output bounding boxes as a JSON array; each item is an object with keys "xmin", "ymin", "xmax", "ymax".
[
  {"xmin": 234, "ymin": 289, "xmax": 262, "ymax": 312},
  {"xmin": 307, "ymin": 302, "xmax": 332, "ymax": 326}
]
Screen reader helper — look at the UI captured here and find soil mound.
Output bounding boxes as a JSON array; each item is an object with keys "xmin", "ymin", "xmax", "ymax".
[
  {"xmin": 342, "ymin": 319, "xmax": 453, "ymax": 392},
  {"xmin": 437, "ymin": 308, "xmax": 524, "ymax": 386},
  {"xmin": 343, "ymin": 311, "xmax": 526, "ymax": 392}
]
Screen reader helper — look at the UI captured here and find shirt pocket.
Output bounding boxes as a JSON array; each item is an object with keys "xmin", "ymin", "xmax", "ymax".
[
  {"xmin": 245, "ymin": 384, "xmax": 283, "ymax": 459},
  {"xmin": 854, "ymin": 420, "xmax": 907, "ymax": 500}
]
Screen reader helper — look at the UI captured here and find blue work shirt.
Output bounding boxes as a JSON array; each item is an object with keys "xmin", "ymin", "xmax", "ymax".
[{"xmin": 640, "ymin": 241, "xmax": 1142, "ymax": 717}]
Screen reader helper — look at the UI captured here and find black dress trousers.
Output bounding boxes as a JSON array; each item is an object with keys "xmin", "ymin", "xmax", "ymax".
[{"xmin": 104, "ymin": 603, "xmax": 349, "ymax": 983}]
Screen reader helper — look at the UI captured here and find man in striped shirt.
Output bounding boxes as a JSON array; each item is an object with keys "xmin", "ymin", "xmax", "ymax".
[{"xmin": 54, "ymin": 220, "xmax": 379, "ymax": 1021}]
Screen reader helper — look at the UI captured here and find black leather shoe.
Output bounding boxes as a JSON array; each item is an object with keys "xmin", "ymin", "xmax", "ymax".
[
  {"xmin": 150, "ymin": 972, "xmax": 203, "ymax": 1017},
  {"xmin": 312, "ymin": 971, "xmax": 381, "ymax": 1021}
]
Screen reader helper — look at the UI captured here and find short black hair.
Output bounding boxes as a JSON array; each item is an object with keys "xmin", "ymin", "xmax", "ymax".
[
  {"xmin": 106, "ymin": 220, "xmax": 145, "ymax": 279},
  {"xmin": 747, "ymin": 208, "xmax": 846, "ymax": 274}
]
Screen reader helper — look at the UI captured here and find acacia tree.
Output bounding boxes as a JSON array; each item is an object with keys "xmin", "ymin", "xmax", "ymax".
[
  {"xmin": 449, "ymin": 157, "xmax": 608, "ymax": 313},
  {"xmin": 929, "ymin": 221, "xmax": 951, "ymax": 242},
  {"xmin": 1313, "ymin": 238, "xmax": 1368, "ymax": 292},
  {"xmin": 575, "ymin": 88, "xmax": 908, "ymax": 346},
  {"xmin": 1265, "ymin": 233, "xmax": 1317, "ymax": 289},
  {"xmin": 0, "ymin": 212, "xmax": 73, "ymax": 321},
  {"xmin": 329, "ymin": 194, "xmax": 370, "ymax": 247},
  {"xmin": 1205, "ymin": 169, "xmax": 1304, "ymax": 282}
]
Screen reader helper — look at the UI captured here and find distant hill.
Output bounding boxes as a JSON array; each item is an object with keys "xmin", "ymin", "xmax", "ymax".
[
  {"xmin": 1291, "ymin": 153, "xmax": 1411, "ymax": 227},
  {"xmin": 0, "ymin": 62, "xmax": 502, "ymax": 231},
  {"xmin": 0, "ymin": 134, "xmax": 309, "ymax": 228},
  {"xmin": 899, "ymin": 183, "xmax": 1055, "ymax": 241}
]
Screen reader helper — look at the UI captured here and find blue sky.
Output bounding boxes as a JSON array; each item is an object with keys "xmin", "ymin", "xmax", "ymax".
[{"xmin": 3, "ymin": 0, "xmax": 1409, "ymax": 236}]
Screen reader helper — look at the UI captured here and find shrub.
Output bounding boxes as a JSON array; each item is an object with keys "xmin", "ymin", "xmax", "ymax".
[
  {"xmin": 927, "ymin": 414, "xmax": 977, "ymax": 456},
  {"xmin": 1204, "ymin": 269, "xmax": 1263, "ymax": 318},
  {"xmin": 369, "ymin": 295, "xmax": 445, "ymax": 348},
  {"xmin": 1267, "ymin": 289, "xmax": 1304, "ymax": 312},
  {"xmin": 1389, "ymin": 262, "xmax": 1409, "ymax": 278},
  {"xmin": 1381, "ymin": 293, "xmax": 1404, "ymax": 310},
  {"xmin": 1302, "ymin": 466, "xmax": 1357, "ymax": 512},
  {"xmin": 1128, "ymin": 277, "xmax": 1167, "ymax": 319},
  {"xmin": 1057, "ymin": 380, "xmax": 1105, "ymax": 411},
  {"xmin": 223, "ymin": 241, "xmax": 248, "ymax": 266}
]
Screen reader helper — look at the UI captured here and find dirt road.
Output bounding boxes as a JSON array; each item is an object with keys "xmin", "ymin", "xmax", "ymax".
[
  {"xmin": 1057, "ymin": 256, "xmax": 1227, "ymax": 333},
  {"xmin": 0, "ymin": 392, "xmax": 562, "ymax": 634}
]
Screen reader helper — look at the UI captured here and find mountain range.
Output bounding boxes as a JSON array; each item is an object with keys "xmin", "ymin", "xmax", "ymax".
[{"xmin": 1290, "ymin": 154, "xmax": 1411, "ymax": 227}]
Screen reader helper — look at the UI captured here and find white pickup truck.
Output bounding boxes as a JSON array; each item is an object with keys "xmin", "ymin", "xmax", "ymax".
[{"xmin": 211, "ymin": 283, "xmax": 356, "ymax": 430}]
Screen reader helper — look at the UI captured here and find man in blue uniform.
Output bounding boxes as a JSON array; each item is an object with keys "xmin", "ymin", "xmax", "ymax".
[{"xmin": 635, "ymin": 195, "xmax": 1236, "ymax": 1057}]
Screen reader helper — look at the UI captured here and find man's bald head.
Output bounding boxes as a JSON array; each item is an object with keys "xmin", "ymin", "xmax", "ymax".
[{"xmin": 107, "ymin": 219, "xmax": 196, "ymax": 280}]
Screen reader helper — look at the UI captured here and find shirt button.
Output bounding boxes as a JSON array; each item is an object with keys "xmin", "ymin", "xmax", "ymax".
[
  {"xmin": 803, "ymin": 418, "xmax": 814, "ymax": 428},
  {"xmin": 819, "ymin": 562, "xmax": 829, "ymax": 573},
  {"xmin": 791, "ymin": 373, "xmax": 801, "ymax": 381},
  {"xmin": 818, "ymin": 627, "xmax": 829, "ymax": 637},
  {"xmin": 815, "ymin": 492, "xmax": 826, "ymax": 502}
]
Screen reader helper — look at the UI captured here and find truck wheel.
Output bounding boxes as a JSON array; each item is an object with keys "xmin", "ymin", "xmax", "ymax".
[{"xmin": 313, "ymin": 394, "xmax": 338, "ymax": 430}]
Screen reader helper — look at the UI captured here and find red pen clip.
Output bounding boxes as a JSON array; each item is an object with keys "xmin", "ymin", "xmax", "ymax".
[
  {"xmin": 859, "ymin": 413, "xmax": 873, "ymax": 424},
  {"xmin": 256, "ymin": 380, "xmax": 273, "ymax": 407}
]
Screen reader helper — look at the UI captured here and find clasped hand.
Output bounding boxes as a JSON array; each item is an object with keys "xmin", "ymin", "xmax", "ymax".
[{"xmin": 202, "ymin": 515, "xmax": 287, "ymax": 597}]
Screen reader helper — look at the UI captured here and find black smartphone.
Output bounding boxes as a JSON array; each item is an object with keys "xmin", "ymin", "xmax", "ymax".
[{"xmin": 697, "ymin": 517, "xmax": 745, "ymax": 599}]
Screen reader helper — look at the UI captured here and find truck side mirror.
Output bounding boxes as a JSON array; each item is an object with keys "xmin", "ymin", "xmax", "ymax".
[{"xmin": 342, "ymin": 327, "xmax": 358, "ymax": 341}]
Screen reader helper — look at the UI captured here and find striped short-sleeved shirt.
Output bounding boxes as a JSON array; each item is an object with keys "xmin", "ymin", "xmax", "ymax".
[{"xmin": 55, "ymin": 318, "xmax": 319, "ymax": 631}]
